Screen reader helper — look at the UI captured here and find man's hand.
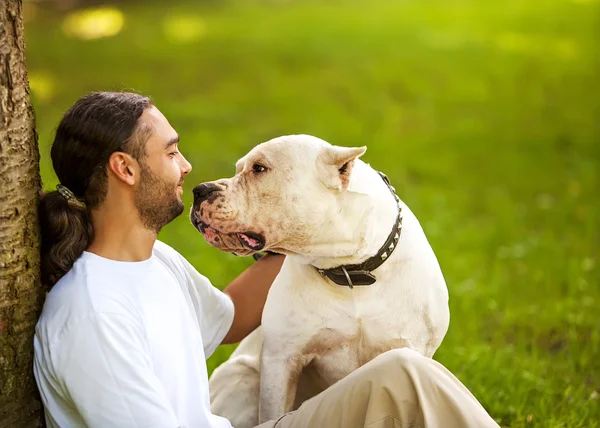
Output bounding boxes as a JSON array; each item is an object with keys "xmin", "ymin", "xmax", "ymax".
[{"xmin": 221, "ymin": 253, "xmax": 285, "ymax": 344}]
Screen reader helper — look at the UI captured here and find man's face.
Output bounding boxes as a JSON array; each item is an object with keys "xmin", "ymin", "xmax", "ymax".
[{"xmin": 134, "ymin": 106, "xmax": 192, "ymax": 232}]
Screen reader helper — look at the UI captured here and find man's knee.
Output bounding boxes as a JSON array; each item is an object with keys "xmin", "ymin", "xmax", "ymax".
[
  {"xmin": 339, "ymin": 348, "xmax": 424, "ymax": 423},
  {"xmin": 371, "ymin": 347, "xmax": 425, "ymax": 371},
  {"xmin": 361, "ymin": 348, "xmax": 431, "ymax": 389}
]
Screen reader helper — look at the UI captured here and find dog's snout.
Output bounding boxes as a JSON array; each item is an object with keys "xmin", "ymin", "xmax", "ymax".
[{"xmin": 193, "ymin": 182, "xmax": 220, "ymax": 204}]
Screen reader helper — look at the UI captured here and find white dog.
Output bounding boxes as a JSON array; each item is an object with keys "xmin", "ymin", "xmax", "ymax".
[{"xmin": 190, "ymin": 135, "xmax": 450, "ymax": 426}]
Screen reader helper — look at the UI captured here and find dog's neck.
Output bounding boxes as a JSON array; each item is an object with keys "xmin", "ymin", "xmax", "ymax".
[{"xmin": 293, "ymin": 161, "xmax": 400, "ymax": 270}]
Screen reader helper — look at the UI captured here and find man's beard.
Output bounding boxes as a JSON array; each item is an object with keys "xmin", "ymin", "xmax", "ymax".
[{"xmin": 135, "ymin": 163, "xmax": 184, "ymax": 233}]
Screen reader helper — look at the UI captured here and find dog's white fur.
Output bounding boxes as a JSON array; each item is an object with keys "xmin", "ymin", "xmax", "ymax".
[{"xmin": 191, "ymin": 135, "xmax": 450, "ymax": 426}]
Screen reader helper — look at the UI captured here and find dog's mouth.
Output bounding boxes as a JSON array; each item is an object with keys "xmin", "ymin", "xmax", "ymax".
[
  {"xmin": 192, "ymin": 213, "xmax": 265, "ymax": 252},
  {"xmin": 236, "ymin": 231, "xmax": 265, "ymax": 251}
]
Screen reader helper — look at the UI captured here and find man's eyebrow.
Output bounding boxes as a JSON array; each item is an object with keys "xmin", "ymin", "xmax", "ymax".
[{"xmin": 165, "ymin": 135, "xmax": 180, "ymax": 149}]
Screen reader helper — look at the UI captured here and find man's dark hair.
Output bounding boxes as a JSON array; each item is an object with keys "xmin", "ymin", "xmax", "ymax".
[{"xmin": 39, "ymin": 91, "xmax": 153, "ymax": 287}]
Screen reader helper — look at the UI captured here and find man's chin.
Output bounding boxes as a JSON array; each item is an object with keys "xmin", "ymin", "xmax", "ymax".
[
  {"xmin": 163, "ymin": 201, "xmax": 185, "ymax": 226},
  {"xmin": 174, "ymin": 201, "xmax": 185, "ymax": 218},
  {"xmin": 138, "ymin": 200, "xmax": 186, "ymax": 233}
]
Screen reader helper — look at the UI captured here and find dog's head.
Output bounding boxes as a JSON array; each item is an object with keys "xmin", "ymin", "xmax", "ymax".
[{"xmin": 190, "ymin": 134, "xmax": 368, "ymax": 257}]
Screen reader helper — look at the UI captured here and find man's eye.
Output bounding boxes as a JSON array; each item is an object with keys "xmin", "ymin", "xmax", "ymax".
[
  {"xmin": 252, "ymin": 163, "xmax": 268, "ymax": 173},
  {"xmin": 169, "ymin": 151, "xmax": 179, "ymax": 157}
]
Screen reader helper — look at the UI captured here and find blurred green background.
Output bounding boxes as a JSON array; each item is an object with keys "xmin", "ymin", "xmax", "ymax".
[{"xmin": 23, "ymin": 0, "xmax": 599, "ymax": 426}]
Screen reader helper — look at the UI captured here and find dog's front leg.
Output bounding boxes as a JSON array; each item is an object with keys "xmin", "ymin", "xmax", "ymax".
[{"xmin": 258, "ymin": 351, "xmax": 305, "ymax": 424}]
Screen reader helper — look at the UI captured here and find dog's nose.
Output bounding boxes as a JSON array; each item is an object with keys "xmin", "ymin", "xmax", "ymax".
[{"xmin": 193, "ymin": 182, "xmax": 219, "ymax": 204}]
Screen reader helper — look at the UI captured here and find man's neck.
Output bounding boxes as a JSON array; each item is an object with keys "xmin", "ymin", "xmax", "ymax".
[{"xmin": 87, "ymin": 202, "xmax": 157, "ymax": 262}]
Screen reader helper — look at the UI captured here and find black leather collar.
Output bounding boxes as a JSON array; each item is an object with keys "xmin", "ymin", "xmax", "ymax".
[{"xmin": 315, "ymin": 171, "xmax": 403, "ymax": 289}]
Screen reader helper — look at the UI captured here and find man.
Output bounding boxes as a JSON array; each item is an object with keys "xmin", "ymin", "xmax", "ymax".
[{"xmin": 34, "ymin": 91, "xmax": 499, "ymax": 427}]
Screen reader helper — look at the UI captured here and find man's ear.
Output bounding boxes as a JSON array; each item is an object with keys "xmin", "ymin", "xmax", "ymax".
[
  {"xmin": 317, "ymin": 145, "xmax": 367, "ymax": 190},
  {"xmin": 107, "ymin": 152, "xmax": 138, "ymax": 186}
]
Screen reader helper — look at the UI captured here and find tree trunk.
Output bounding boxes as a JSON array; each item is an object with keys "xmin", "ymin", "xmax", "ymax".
[{"xmin": 0, "ymin": 0, "xmax": 44, "ymax": 427}]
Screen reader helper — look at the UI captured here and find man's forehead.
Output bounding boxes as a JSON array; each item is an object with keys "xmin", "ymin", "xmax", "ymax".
[
  {"xmin": 141, "ymin": 105, "xmax": 167, "ymax": 124},
  {"xmin": 141, "ymin": 106, "xmax": 177, "ymax": 144}
]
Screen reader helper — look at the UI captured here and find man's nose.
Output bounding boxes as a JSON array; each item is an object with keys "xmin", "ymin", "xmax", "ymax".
[
  {"xmin": 193, "ymin": 182, "xmax": 220, "ymax": 204},
  {"xmin": 181, "ymin": 155, "xmax": 192, "ymax": 175}
]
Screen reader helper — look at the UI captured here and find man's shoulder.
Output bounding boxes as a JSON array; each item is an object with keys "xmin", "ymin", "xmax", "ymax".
[
  {"xmin": 47, "ymin": 252, "xmax": 126, "ymax": 301},
  {"xmin": 152, "ymin": 240, "xmax": 186, "ymax": 275},
  {"xmin": 152, "ymin": 240, "xmax": 216, "ymax": 300},
  {"xmin": 152, "ymin": 240, "xmax": 200, "ymax": 281},
  {"xmin": 37, "ymin": 254, "xmax": 138, "ymax": 344},
  {"xmin": 152, "ymin": 239, "xmax": 182, "ymax": 261},
  {"xmin": 43, "ymin": 255, "xmax": 99, "ymax": 309}
]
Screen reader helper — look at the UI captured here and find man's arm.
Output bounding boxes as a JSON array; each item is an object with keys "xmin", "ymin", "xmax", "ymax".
[{"xmin": 221, "ymin": 253, "xmax": 285, "ymax": 344}]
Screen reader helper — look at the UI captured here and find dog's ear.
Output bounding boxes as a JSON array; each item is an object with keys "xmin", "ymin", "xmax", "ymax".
[{"xmin": 317, "ymin": 145, "xmax": 367, "ymax": 190}]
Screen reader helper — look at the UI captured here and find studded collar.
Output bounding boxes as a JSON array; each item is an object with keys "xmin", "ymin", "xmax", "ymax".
[{"xmin": 316, "ymin": 171, "xmax": 403, "ymax": 289}]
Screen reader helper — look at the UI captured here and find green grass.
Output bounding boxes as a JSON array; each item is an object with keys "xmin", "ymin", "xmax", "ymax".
[{"xmin": 24, "ymin": 0, "xmax": 599, "ymax": 426}]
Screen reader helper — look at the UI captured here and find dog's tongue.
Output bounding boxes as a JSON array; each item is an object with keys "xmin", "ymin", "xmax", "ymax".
[{"xmin": 239, "ymin": 233, "xmax": 260, "ymax": 249}]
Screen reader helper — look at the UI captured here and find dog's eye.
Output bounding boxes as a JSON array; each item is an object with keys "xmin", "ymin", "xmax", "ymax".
[{"xmin": 252, "ymin": 163, "xmax": 268, "ymax": 174}]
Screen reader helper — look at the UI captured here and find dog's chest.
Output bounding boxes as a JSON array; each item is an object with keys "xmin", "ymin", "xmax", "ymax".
[
  {"xmin": 301, "ymin": 309, "xmax": 408, "ymax": 385},
  {"xmin": 265, "ymin": 264, "xmax": 415, "ymax": 383}
]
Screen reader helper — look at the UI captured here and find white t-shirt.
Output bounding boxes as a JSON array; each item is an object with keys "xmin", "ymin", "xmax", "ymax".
[{"xmin": 33, "ymin": 240, "xmax": 235, "ymax": 428}]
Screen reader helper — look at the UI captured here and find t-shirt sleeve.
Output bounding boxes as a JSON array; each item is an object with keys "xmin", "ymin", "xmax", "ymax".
[
  {"xmin": 177, "ymin": 254, "xmax": 235, "ymax": 358},
  {"xmin": 153, "ymin": 241, "xmax": 235, "ymax": 358},
  {"xmin": 55, "ymin": 313, "xmax": 179, "ymax": 428}
]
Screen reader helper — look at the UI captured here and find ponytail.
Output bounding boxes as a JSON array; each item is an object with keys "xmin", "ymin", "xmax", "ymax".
[{"xmin": 39, "ymin": 190, "xmax": 93, "ymax": 287}]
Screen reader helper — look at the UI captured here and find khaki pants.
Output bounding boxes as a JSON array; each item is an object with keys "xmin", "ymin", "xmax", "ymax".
[{"xmin": 256, "ymin": 348, "xmax": 499, "ymax": 428}]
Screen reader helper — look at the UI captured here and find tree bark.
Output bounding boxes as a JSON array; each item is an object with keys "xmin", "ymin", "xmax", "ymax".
[{"xmin": 0, "ymin": 0, "xmax": 44, "ymax": 427}]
